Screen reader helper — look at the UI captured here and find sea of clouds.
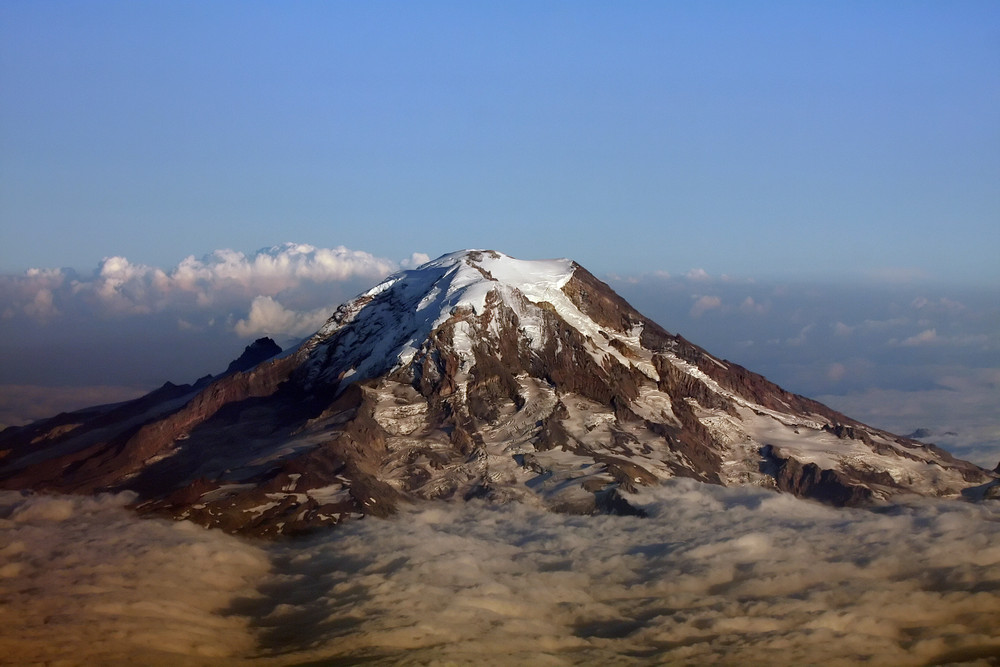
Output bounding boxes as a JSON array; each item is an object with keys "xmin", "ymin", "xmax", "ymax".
[{"xmin": 3, "ymin": 481, "xmax": 999, "ymax": 665}]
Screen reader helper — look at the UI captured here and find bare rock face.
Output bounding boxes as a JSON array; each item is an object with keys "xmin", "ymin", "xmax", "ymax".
[
  {"xmin": 1, "ymin": 250, "xmax": 994, "ymax": 537},
  {"xmin": 225, "ymin": 337, "xmax": 282, "ymax": 374}
]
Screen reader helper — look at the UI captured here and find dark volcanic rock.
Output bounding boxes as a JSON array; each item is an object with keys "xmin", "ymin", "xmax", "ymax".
[
  {"xmin": 760, "ymin": 445, "xmax": 879, "ymax": 507},
  {"xmin": 226, "ymin": 337, "xmax": 282, "ymax": 374}
]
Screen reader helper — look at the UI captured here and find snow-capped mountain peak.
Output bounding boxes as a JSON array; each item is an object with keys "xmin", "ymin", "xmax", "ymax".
[
  {"xmin": 301, "ymin": 249, "xmax": 623, "ymax": 389},
  {"xmin": 1, "ymin": 249, "xmax": 995, "ymax": 537}
]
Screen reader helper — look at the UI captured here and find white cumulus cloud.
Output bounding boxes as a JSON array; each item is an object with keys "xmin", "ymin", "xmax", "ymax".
[
  {"xmin": 400, "ymin": 252, "xmax": 431, "ymax": 268},
  {"xmin": 234, "ymin": 295, "xmax": 332, "ymax": 339},
  {"xmin": 0, "ymin": 243, "xmax": 397, "ymax": 339}
]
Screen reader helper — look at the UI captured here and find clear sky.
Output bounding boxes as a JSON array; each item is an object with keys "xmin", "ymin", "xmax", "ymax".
[{"xmin": 2, "ymin": 1, "xmax": 998, "ymax": 282}]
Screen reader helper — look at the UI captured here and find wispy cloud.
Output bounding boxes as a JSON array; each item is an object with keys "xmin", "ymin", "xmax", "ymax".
[
  {"xmin": 690, "ymin": 295, "xmax": 722, "ymax": 318},
  {"xmin": 900, "ymin": 328, "xmax": 938, "ymax": 346},
  {"xmin": 738, "ymin": 296, "xmax": 768, "ymax": 314}
]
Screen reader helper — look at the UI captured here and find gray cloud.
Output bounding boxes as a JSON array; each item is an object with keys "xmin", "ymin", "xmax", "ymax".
[
  {"xmin": 3, "ymin": 484, "xmax": 999, "ymax": 665},
  {"xmin": 900, "ymin": 328, "xmax": 938, "ymax": 346}
]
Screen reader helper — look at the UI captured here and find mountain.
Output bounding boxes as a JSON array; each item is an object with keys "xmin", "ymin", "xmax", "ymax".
[{"xmin": 1, "ymin": 250, "xmax": 994, "ymax": 537}]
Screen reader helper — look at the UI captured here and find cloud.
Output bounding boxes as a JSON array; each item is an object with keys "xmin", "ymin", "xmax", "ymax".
[
  {"xmin": 400, "ymin": 252, "xmax": 431, "ymax": 268},
  {"xmin": 690, "ymin": 295, "xmax": 722, "ymax": 318},
  {"xmin": 819, "ymin": 367, "xmax": 1000, "ymax": 468},
  {"xmin": 0, "ymin": 243, "xmax": 396, "ymax": 337},
  {"xmin": 0, "ymin": 243, "xmax": 400, "ymax": 424},
  {"xmin": 855, "ymin": 317, "xmax": 911, "ymax": 332},
  {"xmin": 0, "ymin": 491, "xmax": 269, "ymax": 664},
  {"xmin": 900, "ymin": 328, "xmax": 938, "ymax": 346},
  {"xmin": 75, "ymin": 243, "xmax": 395, "ymax": 313},
  {"xmin": 234, "ymin": 296, "xmax": 332, "ymax": 339},
  {"xmin": 827, "ymin": 362, "xmax": 847, "ymax": 382},
  {"xmin": 739, "ymin": 296, "xmax": 768, "ymax": 315},
  {"xmin": 912, "ymin": 296, "xmax": 965, "ymax": 314},
  {"xmin": 833, "ymin": 321, "xmax": 854, "ymax": 337},
  {"xmin": 4, "ymin": 483, "xmax": 998, "ymax": 665},
  {"xmin": 245, "ymin": 484, "xmax": 1000, "ymax": 665},
  {"xmin": 685, "ymin": 268, "xmax": 710, "ymax": 281},
  {"xmin": 786, "ymin": 323, "xmax": 814, "ymax": 346},
  {"xmin": 1, "ymin": 268, "xmax": 67, "ymax": 320}
]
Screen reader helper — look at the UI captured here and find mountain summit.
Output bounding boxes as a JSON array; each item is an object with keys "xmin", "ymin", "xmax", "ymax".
[{"xmin": 1, "ymin": 250, "xmax": 994, "ymax": 536}]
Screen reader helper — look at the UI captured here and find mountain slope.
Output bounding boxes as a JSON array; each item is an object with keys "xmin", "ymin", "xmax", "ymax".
[{"xmin": 1, "ymin": 250, "xmax": 993, "ymax": 536}]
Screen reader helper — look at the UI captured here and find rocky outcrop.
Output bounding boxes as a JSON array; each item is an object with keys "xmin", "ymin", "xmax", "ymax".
[
  {"xmin": 225, "ymin": 337, "xmax": 282, "ymax": 374},
  {"xmin": 760, "ymin": 445, "xmax": 879, "ymax": 506}
]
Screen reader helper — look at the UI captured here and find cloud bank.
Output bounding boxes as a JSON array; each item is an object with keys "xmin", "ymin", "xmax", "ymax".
[
  {"xmin": 2, "ymin": 243, "xmax": 396, "ymax": 325},
  {"xmin": 3, "ymin": 483, "xmax": 999, "ymax": 665},
  {"xmin": 0, "ymin": 491, "xmax": 268, "ymax": 665}
]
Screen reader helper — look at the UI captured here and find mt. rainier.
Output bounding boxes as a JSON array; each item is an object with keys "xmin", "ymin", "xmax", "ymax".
[{"xmin": 1, "ymin": 250, "xmax": 993, "ymax": 536}]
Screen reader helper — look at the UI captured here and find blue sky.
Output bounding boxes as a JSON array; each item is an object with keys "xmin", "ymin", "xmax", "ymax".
[{"xmin": 2, "ymin": 1, "xmax": 998, "ymax": 282}]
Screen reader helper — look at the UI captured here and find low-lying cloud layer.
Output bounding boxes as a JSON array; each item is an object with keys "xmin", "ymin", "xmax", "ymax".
[
  {"xmin": 3, "ymin": 483, "xmax": 999, "ymax": 665},
  {"xmin": 0, "ymin": 491, "xmax": 268, "ymax": 666}
]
